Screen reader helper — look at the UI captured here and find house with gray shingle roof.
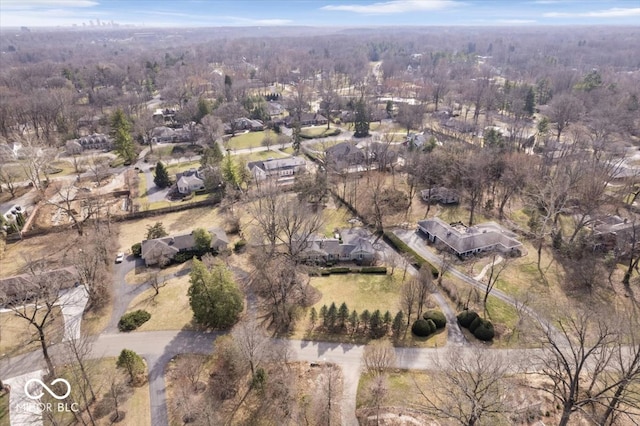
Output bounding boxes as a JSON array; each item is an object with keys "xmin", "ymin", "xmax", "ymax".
[
  {"xmin": 141, "ymin": 228, "xmax": 229, "ymax": 266},
  {"xmin": 176, "ymin": 169, "xmax": 205, "ymax": 194},
  {"xmin": 299, "ymin": 234, "xmax": 376, "ymax": 265},
  {"xmin": 417, "ymin": 218, "xmax": 522, "ymax": 258},
  {"xmin": 247, "ymin": 156, "xmax": 306, "ymax": 183},
  {"xmin": 0, "ymin": 266, "xmax": 78, "ymax": 307}
]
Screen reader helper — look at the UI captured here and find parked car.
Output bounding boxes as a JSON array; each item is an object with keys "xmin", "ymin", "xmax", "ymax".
[{"xmin": 115, "ymin": 253, "xmax": 125, "ymax": 263}]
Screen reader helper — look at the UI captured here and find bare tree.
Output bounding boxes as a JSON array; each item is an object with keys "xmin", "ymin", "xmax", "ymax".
[
  {"xmin": 481, "ymin": 253, "xmax": 509, "ymax": 318},
  {"xmin": 312, "ymin": 364, "xmax": 342, "ymax": 426},
  {"xmin": 174, "ymin": 354, "xmax": 206, "ymax": 393},
  {"xmin": 278, "ymin": 198, "xmax": 324, "ymax": 260},
  {"xmin": 0, "ymin": 165, "xmax": 20, "ymax": 198},
  {"xmin": 85, "ymin": 155, "xmax": 110, "ymax": 186},
  {"xmin": 148, "ymin": 271, "xmax": 166, "ymax": 299},
  {"xmin": 247, "ymin": 183, "xmax": 282, "ymax": 254},
  {"xmin": 363, "ymin": 340, "xmax": 396, "ymax": 376},
  {"xmin": 534, "ymin": 310, "xmax": 640, "ymax": 426},
  {"xmin": 0, "ymin": 263, "xmax": 67, "ymax": 375},
  {"xmin": 363, "ymin": 374, "xmax": 389, "ymax": 426},
  {"xmin": 415, "ymin": 347, "xmax": 512, "ymax": 425},
  {"xmin": 232, "ymin": 317, "xmax": 271, "ymax": 377}
]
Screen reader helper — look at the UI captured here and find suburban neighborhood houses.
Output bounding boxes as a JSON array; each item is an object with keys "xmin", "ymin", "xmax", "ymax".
[{"xmin": 1, "ymin": 9, "xmax": 640, "ymax": 426}]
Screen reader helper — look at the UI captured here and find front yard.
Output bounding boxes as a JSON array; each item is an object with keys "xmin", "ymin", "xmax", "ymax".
[{"xmin": 226, "ymin": 131, "xmax": 266, "ymax": 150}]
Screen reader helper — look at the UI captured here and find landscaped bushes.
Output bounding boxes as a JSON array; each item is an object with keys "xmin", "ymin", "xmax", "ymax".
[
  {"xmin": 382, "ymin": 230, "xmax": 439, "ymax": 277},
  {"xmin": 411, "ymin": 318, "xmax": 436, "ymax": 337},
  {"xmin": 360, "ymin": 266, "xmax": 388, "ymax": 274},
  {"xmin": 308, "ymin": 266, "xmax": 388, "ymax": 276},
  {"xmin": 131, "ymin": 242, "xmax": 142, "ymax": 257},
  {"xmin": 234, "ymin": 239, "xmax": 247, "ymax": 253},
  {"xmin": 118, "ymin": 310, "xmax": 151, "ymax": 331},
  {"xmin": 423, "ymin": 310, "xmax": 447, "ymax": 329},
  {"xmin": 457, "ymin": 310, "xmax": 495, "ymax": 341}
]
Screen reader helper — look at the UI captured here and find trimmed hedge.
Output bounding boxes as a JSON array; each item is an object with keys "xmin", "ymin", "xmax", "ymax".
[
  {"xmin": 328, "ymin": 267, "xmax": 350, "ymax": 274},
  {"xmin": 411, "ymin": 318, "xmax": 436, "ymax": 337},
  {"xmin": 474, "ymin": 320, "xmax": 495, "ymax": 341},
  {"xmin": 382, "ymin": 231, "xmax": 439, "ymax": 277},
  {"xmin": 423, "ymin": 310, "xmax": 447, "ymax": 329},
  {"xmin": 457, "ymin": 310, "xmax": 479, "ymax": 328},
  {"xmin": 118, "ymin": 310, "xmax": 151, "ymax": 331},
  {"xmin": 360, "ymin": 266, "xmax": 388, "ymax": 274},
  {"xmin": 131, "ymin": 242, "xmax": 142, "ymax": 257},
  {"xmin": 469, "ymin": 316, "xmax": 483, "ymax": 333}
]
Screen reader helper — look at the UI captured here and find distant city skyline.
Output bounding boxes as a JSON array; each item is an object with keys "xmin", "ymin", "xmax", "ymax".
[{"xmin": 1, "ymin": 0, "xmax": 639, "ymax": 28}]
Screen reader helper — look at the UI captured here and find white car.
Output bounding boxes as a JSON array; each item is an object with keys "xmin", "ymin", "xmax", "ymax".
[{"xmin": 115, "ymin": 253, "xmax": 125, "ymax": 263}]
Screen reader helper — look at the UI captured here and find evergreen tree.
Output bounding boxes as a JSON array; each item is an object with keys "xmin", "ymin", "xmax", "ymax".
[
  {"xmin": 110, "ymin": 108, "xmax": 136, "ymax": 163},
  {"xmin": 360, "ymin": 310, "xmax": 371, "ymax": 331},
  {"xmin": 349, "ymin": 309, "xmax": 359, "ymax": 331},
  {"xmin": 354, "ymin": 98, "xmax": 370, "ymax": 138},
  {"xmin": 195, "ymin": 97, "xmax": 212, "ymax": 123},
  {"xmin": 192, "ymin": 228, "xmax": 212, "ymax": 254},
  {"xmin": 392, "ymin": 311, "xmax": 405, "ymax": 337},
  {"xmin": 146, "ymin": 222, "xmax": 168, "ymax": 240},
  {"xmin": 369, "ymin": 309, "xmax": 384, "ymax": 338},
  {"xmin": 383, "ymin": 311, "xmax": 392, "ymax": 330},
  {"xmin": 188, "ymin": 259, "xmax": 243, "ymax": 329},
  {"xmin": 338, "ymin": 302, "xmax": 349, "ymax": 329},
  {"xmin": 116, "ymin": 349, "xmax": 145, "ymax": 384},
  {"xmin": 201, "ymin": 143, "xmax": 224, "ymax": 168},
  {"xmin": 320, "ymin": 305, "xmax": 328, "ymax": 327},
  {"xmin": 222, "ymin": 154, "xmax": 240, "ymax": 189},
  {"xmin": 154, "ymin": 161, "xmax": 171, "ymax": 188},
  {"xmin": 524, "ymin": 86, "xmax": 536, "ymax": 116},
  {"xmin": 327, "ymin": 302, "xmax": 338, "ymax": 330},
  {"xmin": 309, "ymin": 307, "xmax": 318, "ymax": 329}
]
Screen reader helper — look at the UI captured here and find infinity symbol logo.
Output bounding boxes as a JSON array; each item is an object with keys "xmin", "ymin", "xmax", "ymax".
[{"xmin": 24, "ymin": 378, "xmax": 72, "ymax": 400}]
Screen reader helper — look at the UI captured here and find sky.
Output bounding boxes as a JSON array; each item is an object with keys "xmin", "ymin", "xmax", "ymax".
[{"xmin": 1, "ymin": 0, "xmax": 639, "ymax": 28}]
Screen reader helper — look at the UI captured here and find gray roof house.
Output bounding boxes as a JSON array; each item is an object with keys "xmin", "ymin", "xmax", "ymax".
[
  {"xmin": 247, "ymin": 156, "xmax": 306, "ymax": 184},
  {"xmin": 176, "ymin": 169, "xmax": 205, "ymax": 194},
  {"xmin": 0, "ymin": 266, "xmax": 78, "ymax": 307},
  {"xmin": 421, "ymin": 187, "xmax": 460, "ymax": 205},
  {"xmin": 141, "ymin": 228, "xmax": 229, "ymax": 266},
  {"xmin": 417, "ymin": 218, "xmax": 523, "ymax": 258},
  {"xmin": 65, "ymin": 133, "xmax": 112, "ymax": 154},
  {"xmin": 300, "ymin": 234, "xmax": 376, "ymax": 265},
  {"xmin": 325, "ymin": 142, "xmax": 367, "ymax": 170}
]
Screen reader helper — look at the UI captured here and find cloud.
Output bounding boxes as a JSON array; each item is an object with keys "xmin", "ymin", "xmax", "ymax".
[
  {"xmin": 544, "ymin": 7, "xmax": 640, "ymax": 18},
  {"xmin": 1, "ymin": 0, "xmax": 98, "ymax": 9},
  {"xmin": 321, "ymin": 0, "xmax": 458, "ymax": 14}
]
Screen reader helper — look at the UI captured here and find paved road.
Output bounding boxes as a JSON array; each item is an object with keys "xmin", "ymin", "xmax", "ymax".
[{"xmin": 392, "ymin": 228, "xmax": 565, "ymax": 342}]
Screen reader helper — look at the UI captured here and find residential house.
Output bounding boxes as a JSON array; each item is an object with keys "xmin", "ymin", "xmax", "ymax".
[
  {"xmin": 0, "ymin": 266, "xmax": 78, "ymax": 308},
  {"xmin": 224, "ymin": 117, "xmax": 264, "ymax": 133},
  {"xmin": 266, "ymin": 102, "xmax": 285, "ymax": 117},
  {"xmin": 153, "ymin": 108, "xmax": 177, "ymax": 124},
  {"xmin": 176, "ymin": 169, "xmax": 205, "ymax": 194},
  {"xmin": 593, "ymin": 215, "xmax": 637, "ymax": 253},
  {"xmin": 247, "ymin": 156, "xmax": 306, "ymax": 183},
  {"xmin": 325, "ymin": 142, "xmax": 367, "ymax": 170},
  {"xmin": 420, "ymin": 187, "xmax": 460, "ymax": 205},
  {"xmin": 417, "ymin": 218, "xmax": 523, "ymax": 258},
  {"xmin": 300, "ymin": 234, "xmax": 376, "ymax": 265},
  {"xmin": 66, "ymin": 134, "xmax": 112, "ymax": 154},
  {"xmin": 0, "ymin": 142, "xmax": 23, "ymax": 162},
  {"xmin": 141, "ymin": 228, "xmax": 229, "ymax": 266},
  {"xmin": 284, "ymin": 113, "xmax": 327, "ymax": 128}
]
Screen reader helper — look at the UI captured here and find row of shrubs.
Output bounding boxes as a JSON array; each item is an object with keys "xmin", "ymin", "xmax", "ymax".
[
  {"xmin": 311, "ymin": 302, "xmax": 405, "ymax": 339},
  {"xmin": 118, "ymin": 310, "xmax": 151, "ymax": 331},
  {"xmin": 457, "ymin": 310, "xmax": 495, "ymax": 341},
  {"xmin": 309, "ymin": 266, "xmax": 388, "ymax": 276},
  {"xmin": 411, "ymin": 310, "xmax": 447, "ymax": 337},
  {"xmin": 382, "ymin": 231, "xmax": 439, "ymax": 277},
  {"xmin": 299, "ymin": 128, "xmax": 341, "ymax": 139}
]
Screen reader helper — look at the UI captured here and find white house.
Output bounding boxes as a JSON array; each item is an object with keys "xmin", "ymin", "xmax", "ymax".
[
  {"xmin": 247, "ymin": 156, "xmax": 306, "ymax": 182},
  {"xmin": 176, "ymin": 169, "xmax": 205, "ymax": 194}
]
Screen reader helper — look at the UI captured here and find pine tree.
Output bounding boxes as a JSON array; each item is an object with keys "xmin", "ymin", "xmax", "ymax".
[
  {"xmin": 110, "ymin": 108, "xmax": 136, "ymax": 163},
  {"xmin": 116, "ymin": 349, "xmax": 145, "ymax": 384},
  {"xmin": 195, "ymin": 97, "xmax": 212, "ymax": 123},
  {"xmin": 154, "ymin": 162, "xmax": 171, "ymax": 188},
  {"xmin": 146, "ymin": 222, "xmax": 168, "ymax": 239},
  {"xmin": 320, "ymin": 305, "xmax": 328, "ymax": 327},
  {"xmin": 327, "ymin": 302, "xmax": 338, "ymax": 330},
  {"xmin": 354, "ymin": 98, "xmax": 370, "ymax": 138},
  {"xmin": 338, "ymin": 302, "xmax": 349, "ymax": 329},
  {"xmin": 349, "ymin": 309, "xmax": 359, "ymax": 332},
  {"xmin": 369, "ymin": 309, "xmax": 384, "ymax": 338},
  {"xmin": 524, "ymin": 86, "xmax": 536, "ymax": 116},
  {"xmin": 360, "ymin": 310, "xmax": 371, "ymax": 331},
  {"xmin": 392, "ymin": 311, "xmax": 405, "ymax": 337},
  {"xmin": 383, "ymin": 311, "xmax": 392, "ymax": 330},
  {"xmin": 309, "ymin": 307, "xmax": 318, "ymax": 329}
]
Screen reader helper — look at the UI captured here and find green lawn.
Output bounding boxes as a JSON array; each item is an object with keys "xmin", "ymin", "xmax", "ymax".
[
  {"xmin": 165, "ymin": 160, "xmax": 201, "ymax": 176},
  {"xmin": 300, "ymin": 126, "xmax": 336, "ymax": 137},
  {"xmin": 227, "ymin": 131, "xmax": 266, "ymax": 150},
  {"xmin": 237, "ymin": 149, "xmax": 287, "ymax": 163},
  {"xmin": 281, "ymin": 147, "xmax": 295, "ymax": 155},
  {"xmin": 321, "ymin": 206, "xmax": 353, "ymax": 237}
]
